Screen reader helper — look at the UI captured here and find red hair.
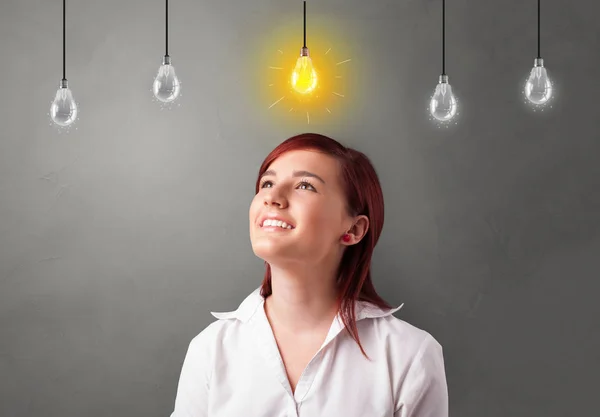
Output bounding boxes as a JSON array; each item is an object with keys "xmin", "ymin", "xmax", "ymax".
[{"xmin": 255, "ymin": 133, "xmax": 392, "ymax": 359}]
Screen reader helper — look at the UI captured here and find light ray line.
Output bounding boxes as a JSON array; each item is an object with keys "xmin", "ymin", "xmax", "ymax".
[{"xmin": 269, "ymin": 96, "xmax": 285, "ymax": 109}]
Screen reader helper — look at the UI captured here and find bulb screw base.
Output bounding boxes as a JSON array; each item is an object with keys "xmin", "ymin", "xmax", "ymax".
[
  {"xmin": 534, "ymin": 58, "xmax": 544, "ymax": 67},
  {"xmin": 163, "ymin": 55, "xmax": 172, "ymax": 65},
  {"xmin": 439, "ymin": 74, "xmax": 449, "ymax": 84},
  {"xmin": 60, "ymin": 79, "xmax": 69, "ymax": 89},
  {"xmin": 300, "ymin": 47, "xmax": 310, "ymax": 57}
]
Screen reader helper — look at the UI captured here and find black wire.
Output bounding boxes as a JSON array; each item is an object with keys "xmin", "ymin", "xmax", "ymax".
[
  {"xmin": 303, "ymin": 0, "xmax": 306, "ymax": 48},
  {"xmin": 166, "ymin": 0, "xmax": 169, "ymax": 57},
  {"xmin": 442, "ymin": 0, "xmax": 445, "ymax": 75},
  {"xmin": 537, "ymin": 0, "xmax": 541, "ymax": 58},
  {"xmin": 62, "ymin": 0, "xmax": 66, "ymax": 81}
]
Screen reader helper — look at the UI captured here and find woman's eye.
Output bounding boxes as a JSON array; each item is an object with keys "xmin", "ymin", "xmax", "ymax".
[
  {"xmin": 261, "ymin": 181, "xmax": 273, "ymax": 188},
  {"xmin": 298, "ymin": 182, "xmax": 316, "ymax": 191}
]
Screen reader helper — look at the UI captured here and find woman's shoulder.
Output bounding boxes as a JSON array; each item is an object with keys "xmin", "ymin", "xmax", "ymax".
[
  {"xmin": 187, "ymin": 288, "xmax": 263, "ymax": 348},
  {"xmin": 188, "ymin": 315, "xmax": 241, "ymax": 349},
  {"xmin": 368, "ymin": 311, "xmax": 444, "ymax": 359}
]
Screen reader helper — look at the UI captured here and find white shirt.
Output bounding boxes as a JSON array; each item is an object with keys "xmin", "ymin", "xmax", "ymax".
[{"xmin": 170, "ymin": 287, "xmax": 449, "ymax": 417}]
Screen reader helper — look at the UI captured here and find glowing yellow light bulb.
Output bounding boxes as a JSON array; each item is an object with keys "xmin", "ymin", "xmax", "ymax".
[{"xmin": 291, "ymin": 47, "xmax": 317, "ymax": 95}]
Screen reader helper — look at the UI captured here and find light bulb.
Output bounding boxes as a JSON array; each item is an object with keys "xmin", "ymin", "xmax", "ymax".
[
  {"xmin": 50, "ymin": 80, "xmax": 78, "ymax": 127},
  {"xmin": 524, "ymin": 58, "xmax": 552, "ymax": 105},
  {"xmin": 153, "ymin": 56, "xmax": 181, "ymax": 103},
  {"xmin": 430, "ymin": 75, "xmax": 457, "ymax": 122},
  {"xmin": 291, "ymin": 47, "xmax": 317, "ymax": 95}
]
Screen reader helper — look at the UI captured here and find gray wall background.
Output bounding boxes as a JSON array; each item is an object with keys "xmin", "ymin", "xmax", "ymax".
[{"xmin": 1, "ymin": 0, "xmax": 599, "ymax": 415}]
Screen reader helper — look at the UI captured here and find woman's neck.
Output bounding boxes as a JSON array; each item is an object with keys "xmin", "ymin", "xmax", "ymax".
[{"xmin": 264, "ymin": 264, "xmax": 341, "ymax": 336}]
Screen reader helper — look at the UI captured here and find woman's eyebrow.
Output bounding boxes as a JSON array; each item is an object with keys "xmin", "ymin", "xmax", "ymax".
[{"xmin": 261, "ymin": 169, "xmax": 326, "ymax": 184}]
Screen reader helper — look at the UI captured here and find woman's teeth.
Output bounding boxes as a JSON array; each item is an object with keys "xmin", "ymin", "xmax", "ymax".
[{"xmin": 262, "ymin": 219, "xmax": 293, "ymax": 229}]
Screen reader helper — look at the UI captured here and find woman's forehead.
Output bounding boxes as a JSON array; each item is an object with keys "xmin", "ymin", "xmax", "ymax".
[{"xmin": 268, "ymin": 149, "xmax": 339, "ymax": 175}]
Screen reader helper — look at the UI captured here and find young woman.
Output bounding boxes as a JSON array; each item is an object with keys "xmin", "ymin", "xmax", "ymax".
[{"xmin": 170, "ymin": 133, "xmax": 448, "ymax": 417}]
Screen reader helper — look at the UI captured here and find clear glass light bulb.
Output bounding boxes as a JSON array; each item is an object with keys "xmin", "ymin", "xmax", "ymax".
[
  {"xmin": 525, "ymin": 58, "xmax": 552, "ymax": 105},
  {"xmin": 50, "ymin": 80, "xmax": 78, "ymax": 127},
  {"xmin": 430, "ymin": 74, "xmax": 457, "ymax": 121},
  {"xmin": 153, "ymin": 56, "xmax": 181, "ymax": 103},
  {"xmin": 291, "ymin": 47, "xmax": 317, "ymax": 95}
]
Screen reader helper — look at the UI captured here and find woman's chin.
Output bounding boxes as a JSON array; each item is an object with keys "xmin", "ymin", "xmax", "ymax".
[{"xmin": 252, "ymin": 240, "xmax": 298, "ymax": 263}]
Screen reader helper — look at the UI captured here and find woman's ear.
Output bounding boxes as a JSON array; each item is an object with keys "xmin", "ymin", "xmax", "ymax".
[{"xmin": 342, "ymin": 215, "xmax": 369, "ymax": 245}]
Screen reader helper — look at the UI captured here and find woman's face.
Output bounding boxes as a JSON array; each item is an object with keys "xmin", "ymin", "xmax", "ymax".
[{"xmin": 249, "ymin": 149, "xmax": 357, "ymax": 267}]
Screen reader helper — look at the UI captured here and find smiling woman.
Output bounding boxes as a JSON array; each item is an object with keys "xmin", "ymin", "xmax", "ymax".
[{"xmin": 169, "ymin": 133, "xmax": 449, "ymax": 417}]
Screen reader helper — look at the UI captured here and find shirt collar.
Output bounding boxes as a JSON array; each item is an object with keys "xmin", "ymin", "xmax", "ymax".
[{"xmin": 210, "ymin": 287, "xmax": 404, "ymax": 323}]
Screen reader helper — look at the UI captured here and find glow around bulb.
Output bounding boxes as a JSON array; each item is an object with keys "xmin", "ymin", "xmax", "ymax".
[
  {"xmin": 153, "ymin": 56, "xmax": 181, "ymax": 103},
  {"xmin": 50, "ymin": 80, "xmax": 78, "ymax": 127},
  {"xmin": 430, "ymin": 75, "xmax": 457, "ymax": 122},
  {"xmin": 291, "ymin": 47, "xmax": 317, "ymax": 95},
  {"xmin": 525, "ymin": 58, "xmax": 552, "ymax": 105}
]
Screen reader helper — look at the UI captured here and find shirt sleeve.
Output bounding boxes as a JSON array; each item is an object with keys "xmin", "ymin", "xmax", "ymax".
[
  {"xmin": 169, "ymin": 330, "xmax": 213, "ymax": 417},
  {"xmin": 394, "ymin": 334, "xmax": 449, "ymax": 417}
]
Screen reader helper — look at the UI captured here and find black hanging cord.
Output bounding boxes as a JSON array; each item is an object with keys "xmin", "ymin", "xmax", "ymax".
[
  {"xmin": 537, "ymin": 0, "xmax": 541, "ymax": 58},
  {"xmin": 165, "ymin": 0, "xmax": 169, "ymax": 57},
  {"xmin": 62, "ymin": 0, "xmax": 66, "ymax": 81},
  {"xmin": 303, "ymin": 0, "xmax": 307, "ymax": 48},
  {"xmin": 442, "ymin": 0, "xmax": 445, "ymax": 75}
]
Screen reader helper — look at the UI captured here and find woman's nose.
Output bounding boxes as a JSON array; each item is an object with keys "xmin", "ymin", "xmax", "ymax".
[{"xmin": 263, "ymin": 188, "xmax": 287, "ymax": 208}]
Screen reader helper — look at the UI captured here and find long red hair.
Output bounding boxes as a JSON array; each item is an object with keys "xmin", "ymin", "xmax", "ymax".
[{"xmin": 255, "ymin": 133, "xmax": 392, "ymax": 359}]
